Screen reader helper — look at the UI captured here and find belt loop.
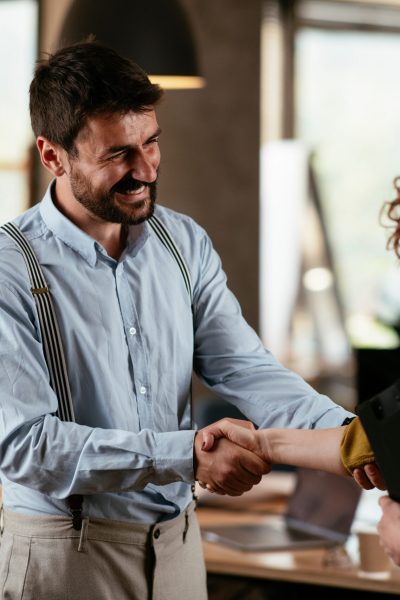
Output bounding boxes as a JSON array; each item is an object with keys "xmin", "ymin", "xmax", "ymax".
[
  {"xmin": 183, "ymin": 511, "xmax": 189, "ymax": 544},
  {"xmin": 78, "ymin": 518, "xmax": 89, "ymax": 553}
]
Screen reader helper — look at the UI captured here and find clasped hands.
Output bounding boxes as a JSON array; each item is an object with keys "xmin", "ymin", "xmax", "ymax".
[
  {"xmin": 193, "ymin": 418, "xmax": 270, "ymax": 496},
  {"xmin": 193, "ymin": 417, "xmax": 386, "ymax": 496}
]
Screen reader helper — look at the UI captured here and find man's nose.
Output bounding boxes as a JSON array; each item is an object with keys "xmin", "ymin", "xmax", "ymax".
[{"xmin": 130, "ymin": 150, "xmax": 158, "ymax": 183}]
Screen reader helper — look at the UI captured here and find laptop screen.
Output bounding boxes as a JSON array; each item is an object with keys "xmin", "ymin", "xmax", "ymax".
[{"xmin": 286, "ymin": 468, "xmax": 362, "ymax": 536}]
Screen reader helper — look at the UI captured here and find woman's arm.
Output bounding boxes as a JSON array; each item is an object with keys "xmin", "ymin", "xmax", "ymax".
[
  {"xmin": 201, "ymin": 420, "xmax": 345, "ymax": 474},
  {"xmin": 200, "ymin": 418, "xmax": 385, "ymax": 489}
]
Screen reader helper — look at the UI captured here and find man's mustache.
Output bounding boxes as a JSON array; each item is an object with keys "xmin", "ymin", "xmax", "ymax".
[
  {"xmin": 112, "ymin": 176, "xmax": 157, "ymax": 194},
  {"xmin": 112, "ymin": 177, "xmax": 145, "ymax": 194}
]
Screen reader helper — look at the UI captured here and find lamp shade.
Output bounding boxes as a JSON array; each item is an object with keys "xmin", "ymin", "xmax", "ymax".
[{"xmin": 58, "ymin": 0, "xmax": 204, "ymax": 89}]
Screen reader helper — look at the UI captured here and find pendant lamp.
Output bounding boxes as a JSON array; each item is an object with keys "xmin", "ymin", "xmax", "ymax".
[{"xmin": 58, "ymin": 0, "xmax": 204, "ymax": 89}]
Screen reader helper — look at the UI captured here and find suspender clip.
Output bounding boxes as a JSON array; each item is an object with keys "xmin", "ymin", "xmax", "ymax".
[
  {"xmin": 68, "ymin": 494, "xmax": 84, "ymax": 531},
  {"xmin": 31, "ymin": 286, "xmax": 49, "ymax": 295}
]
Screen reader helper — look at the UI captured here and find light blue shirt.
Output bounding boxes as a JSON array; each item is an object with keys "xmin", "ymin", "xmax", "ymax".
[{"xmin": 0, "ymin": 183, "xmax": 353, "ymax": 523}]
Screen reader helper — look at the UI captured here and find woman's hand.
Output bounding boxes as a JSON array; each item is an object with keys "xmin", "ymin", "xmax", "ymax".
[
  {"xmin": 377, "ymin": 496, "xmax": 400, "ymax": 566},
  {"xmin": 200, "ymin": 418, "xmax": 266, "ymax": 460},
  {"xmin": 352, "ymin": 463, "xmax": 386, "ymax": 490}
]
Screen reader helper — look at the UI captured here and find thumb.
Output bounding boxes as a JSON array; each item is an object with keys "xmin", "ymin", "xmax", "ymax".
[
  {"xmin": 200, "ymin": 420, "xmax": 260, "ymax": 456},
  {"xmin": 201, "ymin": 430, "xmax": 216, "ymax": 451}
]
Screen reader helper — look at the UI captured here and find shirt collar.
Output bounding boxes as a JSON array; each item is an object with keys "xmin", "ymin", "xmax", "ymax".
[{"xmin": 40, "ymin": 180, "xmax": 149, "ymax": 267}]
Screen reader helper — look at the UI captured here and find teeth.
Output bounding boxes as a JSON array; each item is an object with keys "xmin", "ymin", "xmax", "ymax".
[{"xmin": 118, "ymin": 185, "xmax": 145, "ymax": 195}]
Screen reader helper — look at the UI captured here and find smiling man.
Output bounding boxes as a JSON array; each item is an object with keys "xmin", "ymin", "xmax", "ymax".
[
  {"xmin": 0, "ymin": 42, "xmax": 356, "ymax": 600},
  {"xmin": 41, "ymin": 110, "xmax": 161, "ymax": 259}
]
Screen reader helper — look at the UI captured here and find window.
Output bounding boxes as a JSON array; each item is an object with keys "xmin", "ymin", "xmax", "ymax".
[
  {"xmin": 295, "ymin": 6, "xmax": 400, "ymax": 348},
  {"xmin": 260, "ymin": 1, "xmax": 400, "ymax": 384},
  {"xmin": 0, "ymin": 0, "xmax": 38, "ymax": 224}
]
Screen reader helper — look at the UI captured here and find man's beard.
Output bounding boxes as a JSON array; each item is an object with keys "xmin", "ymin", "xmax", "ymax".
[{"xmin": 69, "ymin": 166, "xmax": 157, "ymax": 226}]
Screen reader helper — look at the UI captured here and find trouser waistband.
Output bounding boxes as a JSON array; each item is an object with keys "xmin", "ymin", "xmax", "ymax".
[{"xmin": 2, "ymin": 501, "xmax": 196, "ymax": 546}]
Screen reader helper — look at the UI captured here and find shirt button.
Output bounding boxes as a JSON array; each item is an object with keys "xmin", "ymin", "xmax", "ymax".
[
  {"xmin": 140, "ymin": 386, "xmax": 147, "ymax": 395},
  {"xmin": 129, "ymin": 327, "xmax": 137, "ymax": 335}
]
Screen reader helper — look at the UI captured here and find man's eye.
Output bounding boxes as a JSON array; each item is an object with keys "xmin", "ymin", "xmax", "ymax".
[
  {"xmin": 109, "ymin": 152, "xmax": 126, "ymax": 161},
  {"xmin": 147, "ymin": 137, "xmax": 159, "ymax": 145}
]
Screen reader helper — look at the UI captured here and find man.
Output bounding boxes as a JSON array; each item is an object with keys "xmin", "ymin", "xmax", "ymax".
[{"xmin": 0, "ymin": 42, "xmax": 355, "ymax": 599}]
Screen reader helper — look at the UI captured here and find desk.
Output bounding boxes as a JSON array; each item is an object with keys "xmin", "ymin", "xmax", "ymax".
[{"xmin": 196, "ymin": 477, "xmax": 400, "ymax": 596}]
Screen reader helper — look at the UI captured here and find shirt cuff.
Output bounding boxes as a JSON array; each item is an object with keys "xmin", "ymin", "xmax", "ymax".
[
  {"xmin": 314, "ymin": 406, "xmax": 355, "ymax": 428},
  {"xmin": 153, "ymin": 430, "xmax": 196, "ymax": 485}
]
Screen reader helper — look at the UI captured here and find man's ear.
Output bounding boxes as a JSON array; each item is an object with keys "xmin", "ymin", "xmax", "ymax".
[{"xmin": 36, "ymin": 137, "xmax": 68, "ymax": 177}]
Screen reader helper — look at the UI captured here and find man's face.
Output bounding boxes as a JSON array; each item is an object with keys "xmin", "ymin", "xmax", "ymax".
[{"xmin": 66, "ymin": 110, "xmax": 161, "ymax": 225}]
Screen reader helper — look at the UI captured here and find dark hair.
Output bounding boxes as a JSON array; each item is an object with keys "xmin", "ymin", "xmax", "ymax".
[
  {"xmin": 29, "ymin": 41, "xmax": 163, "ymax": 154},
  {"xmin": 385, "ymin": 177, "xmax": 400, "ymax": 258}
]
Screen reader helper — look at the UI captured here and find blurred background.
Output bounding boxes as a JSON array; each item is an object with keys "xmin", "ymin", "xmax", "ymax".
[{"xmin": 2, "ymin": 0, "xmax": 400, "ymax": 413}]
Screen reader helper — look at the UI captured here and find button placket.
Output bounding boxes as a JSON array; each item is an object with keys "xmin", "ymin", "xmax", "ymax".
[{"xmin": 116, "ymin": 261, "xmax": 153, "ymax": 428}]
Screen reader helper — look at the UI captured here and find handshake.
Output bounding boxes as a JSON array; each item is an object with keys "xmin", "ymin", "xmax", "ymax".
[
  {"xmin": 194, "ymin": 419, "xmax": 273, "ymax": 497},
  {"xmin": 193, "ymin": 418, "xmax": 386, "ymax": 496}
]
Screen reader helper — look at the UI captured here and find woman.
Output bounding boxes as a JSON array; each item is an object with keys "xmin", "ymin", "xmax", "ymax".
[
  {"xmin": 376, "ymin": 177, "xmax": 400, "ymax": 565},
  {"xmin": 200, "ymin": 178, "xmax": 400, "ymax": 560}
]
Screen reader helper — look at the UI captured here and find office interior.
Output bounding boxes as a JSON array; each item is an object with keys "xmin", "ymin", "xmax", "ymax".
[{"xmin": 2, "ymin": 0, "xmax": 400, "ymax": 597}]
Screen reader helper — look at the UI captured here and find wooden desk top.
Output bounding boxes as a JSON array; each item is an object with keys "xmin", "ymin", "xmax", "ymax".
[{"xmin": 196, "ymin": 477, "xmax": 400, "ymax": 595}]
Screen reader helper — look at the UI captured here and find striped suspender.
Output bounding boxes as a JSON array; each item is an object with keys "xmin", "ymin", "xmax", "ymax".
[
  {"xmin": 1, "ymin": 222, "xmax": 83, "ymax": 530},
  {"xmin": 148, "ymin": 214, "xmax": 197, "ymax": 501},
  {"xmin": 148, "ymin": 215, "xmax": 192, "ymax": 301},
  {"xmin": 1, "ymin": 222, "xmax": 75, "ymax": 422}
]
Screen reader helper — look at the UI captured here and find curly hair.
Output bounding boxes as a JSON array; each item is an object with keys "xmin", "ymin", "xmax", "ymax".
[{"xmin": 385, "ymin": 177, "xmax": 400, "ymax": 258}]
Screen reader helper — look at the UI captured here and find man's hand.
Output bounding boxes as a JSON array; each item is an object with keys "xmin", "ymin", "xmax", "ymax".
[
  {"xmin": 352, "ymin": 463, "xmax": 386, "ymax": 491},
  {"xmin": 194, "ymin": 419, "xmax": 270, "ymax": 496},
  {"xmin": 377, "ymin": 496, "xmax": 400, "ymax": 566},
  {"xmin": 200, "ymin": 418, "xmax": 266, "ymax": 459}
]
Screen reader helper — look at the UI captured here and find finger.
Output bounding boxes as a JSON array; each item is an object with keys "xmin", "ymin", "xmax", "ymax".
[
  {"xmin": 198, "ymin": 421, "xmax": 232, "ymax": 453},
  {"xmin": 208, "ymin": 465, "xmax": 259, "ymax": 494},
  {"xmin": 209, "ymin": 422, "xmax": 262, "ymax": 458},
  {"xmin": 238, "ymin": 447, "xmax": 269, "ymax": 477},
  {"xmin": 377, "ymin": 518, "xmax": 384, "ymax": 537},
  {"xmin": 207, "ymin": 460, "xmax": 261, "ymax": 495},
  {"xmin": 201, "ymin": 431, "xmax": 215, "ymax": 451},
  {"xmin": 363, "ymin": 463, "xmax": 386, "ymax": 490},
  {"xmin": 352, "ymin": 468, "xmax": 374, "ymax": 490},
  {"xmin": 206, "ymin": 480, "xmax": 247, "ymax": 496},
  {"xmin": 205, "ymin": 483, "xmax": 226, "ymax": 495},
  {"xmin": 200, "ymin": 419, "xmax": 258, "ymax": 455},
  {"xmin": 379, "ymin": 495, "xmax": 392, "ymax": 509},
  {"xmin": 201, "ymin": 423, "xmax": 251, "ymax": 452},
  {"xmin": 212, "ymin": 481, "xmax": 250, "ymax": 496}
]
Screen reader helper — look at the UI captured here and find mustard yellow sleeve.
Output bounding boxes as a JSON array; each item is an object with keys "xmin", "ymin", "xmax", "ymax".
[{"xmin": 340, "ymin": 417, "xmax": 375, "ymax": 475}]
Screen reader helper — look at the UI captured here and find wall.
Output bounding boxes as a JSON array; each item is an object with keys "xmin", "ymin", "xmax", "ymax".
[
  {"xmin": 39, "ymin": 0, "xmax": 262, "ymax": 335},
  {"xmin": 157, "ymin": 0, "xmax": 262, "ymax": 332}
]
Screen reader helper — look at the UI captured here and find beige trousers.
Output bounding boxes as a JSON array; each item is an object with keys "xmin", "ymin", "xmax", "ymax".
[{"xmin": 0, "ymin": 502, "xmax": 207, "ymax": 600}]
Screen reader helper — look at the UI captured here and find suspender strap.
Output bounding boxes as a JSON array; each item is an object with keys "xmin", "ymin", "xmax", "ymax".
[
  {"xmin": 0, "ymin": 222, "xmax": 82, "ymax": 529},
  {"xmin": 148, "ymin": 215, "xmax": 193, "ymax": 301},
  {"xmin": 1, "ymin": 223, "xmax": 75, "ymax": 422},
  {"xmin": 148, "ymin": 215, "xmax": 197, "ymax": 501}
]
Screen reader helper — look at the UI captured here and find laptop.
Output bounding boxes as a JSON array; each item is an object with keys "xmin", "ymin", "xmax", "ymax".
[
  {"xmin": 201, "ymin": 468, "xmax": 361, "ymax": 551},
  {"xmin": 358, "ymin": 378, "xmax": 400, "ymax": 502}
]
